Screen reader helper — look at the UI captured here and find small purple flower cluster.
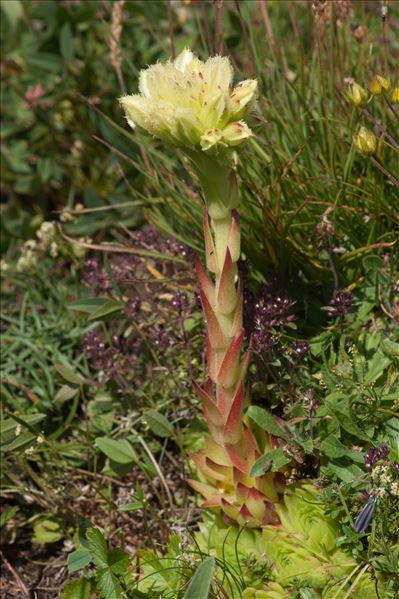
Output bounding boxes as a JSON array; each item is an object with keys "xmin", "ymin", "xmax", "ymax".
[
  {"xmin": 326, "ymin": 290, "xmax": 354, "ymax": 318},
  {"xmin": 83, "ymin": 258, "xmax": 110, "ymax": 296},
  {"xmin": 364, "ymin": 443, "xmax": 389, "ymax": 470},
  {"xmin": 292, "ymin": 341, "xmax": 310, "ymax": 356},
  {"xmin": 244, "ymin": 281, "xmax": 296, "ymax": 353},
  {"xmin": 125, "ymin": 297, "xmax": 141, "ymax": 318},
  {"xmin": 83, "ymin": 330, "xmax": 115, "ymax": 373},
  {"xmin": 171, "ymin": 291, "xmax": 189, "ymax": 314}
]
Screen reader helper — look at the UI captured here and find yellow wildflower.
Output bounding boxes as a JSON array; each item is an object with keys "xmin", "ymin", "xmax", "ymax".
[
  {"xmin": 368, "ymin": 75, "xmax": 391, "ymax": 95},
  {"xmin": 346, "ymin": 81, "xmax": 368, "ymax": 107},
  {"xmin": 353, "ymin": 126, "xmax": 377, "ymax": 154},
  {"xmin": 120, "ymin": 49, "xmax": 257, "ymax": 155}
]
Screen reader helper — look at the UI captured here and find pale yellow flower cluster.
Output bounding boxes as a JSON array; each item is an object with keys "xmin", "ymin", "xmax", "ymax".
[{"xmin": 120, "ymin": 49, "xmax": 257, "ymax": 155}]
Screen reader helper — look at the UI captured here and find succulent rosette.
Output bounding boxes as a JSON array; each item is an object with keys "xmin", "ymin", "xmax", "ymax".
[{"xmin": 197, "ymin": 485, "xmax": 382, "ymax": 598}]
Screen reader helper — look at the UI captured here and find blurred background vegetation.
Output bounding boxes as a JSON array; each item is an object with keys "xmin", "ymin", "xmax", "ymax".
[{"xmin": 1, "ymin": 1, "xmax": 398, "ymax": 597}]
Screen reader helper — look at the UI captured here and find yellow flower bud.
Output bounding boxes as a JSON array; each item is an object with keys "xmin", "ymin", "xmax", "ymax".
[
  {"xmin": 391, "ymin": 87, "xmax": 399, "ymax": 103},
  {"xmin": 353, "ymin": 126, "xmax": 377, "ymax": 154},
  {"xmin": 368, "ymin": 74, "xmax": 391, "ymax": 95},
  {"xmin": 120, "ymin": 49, "xmax": 257, "ymax": 155},
  {"xmin": 346, "ymin": 82, "xmax": 368, "ymax": 106}
]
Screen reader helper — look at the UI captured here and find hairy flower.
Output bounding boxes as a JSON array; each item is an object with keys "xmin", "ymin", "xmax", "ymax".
[
  {"xmin": 368, "ymin": 74, "xmax": 391, "ymax": 96},
  {"xmin": 353, "ymin": 126, "xmax": 377, "ymax": 154},
  {"xmin": 120, "ymin": 49, "xmax": 257, "ymax": 156},
  {"xmin": 346, "ymin": 81, "xmax": 368, "ymax": 107}
]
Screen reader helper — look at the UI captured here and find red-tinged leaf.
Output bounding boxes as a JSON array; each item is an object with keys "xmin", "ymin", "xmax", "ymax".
[
  {"xmin": 217, "ymin": 328, "xmax": 244, "ymax": 388},
  {"xmin": 255, "ymin": 473, "xmax": 280, "ymax": 503},
  {"xmin": 203, "ymin": 208, "xmax": 217, "ymax": 273},
  {"xmin": 187, "ymin": 479, "xmax": 219, "ymax": 501},
  {"xmin": 206, "ymin": 333, "xmax": 217, "ymax": 382},
  {"xmin": 226, "ymin": 444, "xmax": 249, "ymax": 474},
  {"xmin": 216, "ymin": 385, "xmax": 234, "ymax": 418},
  {"xmin": 205, "ymin": 457, "xmax": 231, "ymax": 480},
  {"xmin": 228, "ymin": 210, "xmax": 241, "ymax": 262},
  {"xmin": 192, "ymin": 380, "xmax": 223, "ymax": 425},
  {"xmin": 195, "ymin": 256, "xmax": 215, "ymax": 305},
  {"xmin": 221, "ymin": 498, "xmax": 239, "ymax": 520},
  {"xmin": 191, "ymin": 452, "xmax": 227, "ymax": 482},
  {"xmin": 216, "ymin": 248, "xmax": 237, "ymax": 314},
  {"xmin": 238, "ymin": 345, "xmax": 252, "ymax": 384},
  {"xmin": 223, "ymin": 383, "xmax": 244, "ymax": 444},
  {"xmin": 246, "ymin": 487, "xmax": 267, "ymax": 521},
  {"xmin": 201, "ymin": 291, "xmax": 225, "ymax": 349},
  {"xmin": 233, "ymin": 466, "xmax": 246, "ymax": 486},
  {"xmin": 202, "ymin": 495, "xmax": 223, "ymax": 508},
  {"xmin": 237, "ymin": 504, "xmax": 259, "ymax": 527},
  {"xmin": 204, "ymin": 437, "xmax": 232, "ymax": 466},
  {"xmin": 236, "ymin": 482, "xmax": 250, "ymax": 502},
  {"xmin": 230, "ymin": 277, "xmax": 243, "ymax": 337}
]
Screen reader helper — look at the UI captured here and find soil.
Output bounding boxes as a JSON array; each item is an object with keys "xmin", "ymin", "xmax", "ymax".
[{"xmin": 1, "ymin": 451, "xmax": 193, "ymax": 598}]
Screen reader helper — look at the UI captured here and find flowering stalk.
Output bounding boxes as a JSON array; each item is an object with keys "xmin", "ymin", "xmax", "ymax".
[{"xmin": 120, "ymin": 49, "xmax": 284, "ymax": 527}]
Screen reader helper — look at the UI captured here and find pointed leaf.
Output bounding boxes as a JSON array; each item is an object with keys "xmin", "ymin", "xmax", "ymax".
[
  {"xmin": 195, "ymin": 256, "xmax": 214, "ymax": 305},
  {"xmin": 223, "ymin": 383, "xmax": 244, "ymax": 444},
  {"xmin": 97, "ymin": 569, "xmax": 121, "ymax": 599},
  {"xmin": 86, "ymin": 528, "xmax": 108, "ymax": 569},
  {"xmin": 192, "ymin": 380, "xmax": 223, "ymax": 425},
  {"xmin": 246, "ymin": 406, "xmax": 288, "ymax": 440},
  {"xmin": 67, "ymin": 549, "xmax": 92, "ymax": 573},
  {"xmin": 217, "ymin": 328, "xmax": 244, "ymax": 388},
  {"xmin": 95, "ymin": 437, "xmax": 136, "ymax": 464},
  {"xmin": 200, "ymin": 291, "xmax": 225, "ymax": 348},
  {"xmin": 216, "ymin": 248, "xmax": 237, "ymax": 314},
  {"xmin": 203, "ymin": 208, "xmax": 217, "ymax": 273},
  {"xmin": 183, "ymin": 556, "xmax": 215, "ymax": 599}
]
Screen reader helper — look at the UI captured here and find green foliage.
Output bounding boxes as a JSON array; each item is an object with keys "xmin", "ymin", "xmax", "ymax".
[
  {"xmin": 182, "ymin": 557, "xmax": 215, "ymax": 599},
  {"xmin": 1, "ymin": 0, "xmax": 399, "ymax": 596}
]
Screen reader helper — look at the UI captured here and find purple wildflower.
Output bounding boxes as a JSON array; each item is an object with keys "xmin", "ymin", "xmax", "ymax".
[
  {"xmin": 83, "ymin": 258, "xmax": 109, "ymax": 295},
  {"xmin": 152, "ymin": 325, "xmax": 169, "ymax": 349},
  {"xmin": 364, "ymin": 443, "xmax": 390, "ymax": 471},
  {"xmin": 245, "ymin": 281, "xmax": 295, "ymax": 353},
  {"xmin": 125, "ymin": 297, "xmax": 141, "ymax": 317},
  {"xmin": 326, "ymin": 291, "xmax": 354, "ymax": 318},
  {"xmin": 293, "ymin": 341, "xmax": 310, "ymax": 356},
  {"xmin": 84, "ymin": 330, "xmax": 106, "ymax": 359},
  {"xmin": 171, "ymin": 291, "xmax": 189, "ymax": 314}
]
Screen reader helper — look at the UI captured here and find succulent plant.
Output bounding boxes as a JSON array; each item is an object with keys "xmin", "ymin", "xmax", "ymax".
[
  {"xmin": 120, "ymin": 49, "xmax": 389, "ymax": 599},
  {"xmin": 197, "ymin": 485, "xmax": 383, "ymax": 598},
  {"xmin": 121, "ymin": 49, "xmax": 286, "ymax": 528}
]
